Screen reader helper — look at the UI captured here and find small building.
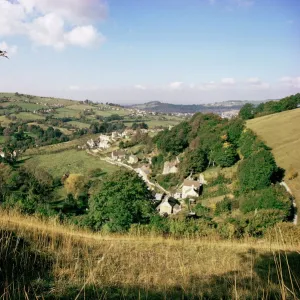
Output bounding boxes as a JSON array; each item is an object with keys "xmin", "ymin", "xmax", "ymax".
[
  {"xmin": 173, "ymin": 192, "xmax": 182, "ymax": 200},
  {"xmin": 87, "ymin": 139, "xmax": 96, "ymax": 149},
  {"xmin": 156, "ymin": 196, "xmax": 182, "ymax": 216},
  {"xmin": 98, "ymin": 139, "xmax": 111, "ymax": 149},
  {"xmin": 162, "ymin": 158, "xmax": 180, "ymax": 175},
  {"xmin": 155, "ymin": 193, "xmax": 164, "ymax": 201},
  {"xmin": 182, "ymin": 179, "xmax": 202, "ymax": 199},
  {"xmin": 111, "ymin": 150, "xmax": 126, "ymax": 161},
  {"xmin": 111, "ymin": 131, "xmax": 122, "ymax": 140},
  {"xmin": 128, "ymin": 154, "xmax": 139, "ymax": 165}
]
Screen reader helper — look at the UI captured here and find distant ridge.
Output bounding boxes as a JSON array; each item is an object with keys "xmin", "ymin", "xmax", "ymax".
[{"xmin": 128, "ymin": 100, "xmax": 264, "ymax": 114}]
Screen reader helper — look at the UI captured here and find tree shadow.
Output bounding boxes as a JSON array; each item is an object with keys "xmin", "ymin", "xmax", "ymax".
[
  {"xmin": 51, "ymin": 249, "xmax": 300, "ymax": 300},
  {"xmin": 0, "ymin": 229, "xmax": 53, "ymax": 299}
]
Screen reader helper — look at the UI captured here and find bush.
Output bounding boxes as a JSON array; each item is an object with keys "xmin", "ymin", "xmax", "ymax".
[
  {"xmin": 237, "ymin": 149, "xmax": 277, "ymax": 192},
  {"xmin": 243, "ymin": 209, "xmax": 287, "ymax": 236},
  {"xmin": 239, "ymin": 185, "xmax": 292, "ymax": 217},
  {"xmin": 214, "ymin": 197, "xmax": 233, "ymax": 216}
]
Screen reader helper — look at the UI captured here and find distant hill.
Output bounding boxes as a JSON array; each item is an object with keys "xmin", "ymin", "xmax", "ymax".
[{"xmin": 129, "ymin": 100, "xmax": 263, "ymax": 114}]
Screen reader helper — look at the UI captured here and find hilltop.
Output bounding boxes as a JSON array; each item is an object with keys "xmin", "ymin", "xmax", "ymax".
[
  {"xmin": 129, "ymin": 100, "xmax": 263, "ymax": 114},
  {"xmin": 247, "ymin": 108, "xmax": 300, "ymax": 214}
]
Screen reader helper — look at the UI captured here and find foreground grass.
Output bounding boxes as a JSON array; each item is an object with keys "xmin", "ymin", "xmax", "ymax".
[{"xmin": 0, "ymin": 210, "xmax": 300, "ymax": 299}]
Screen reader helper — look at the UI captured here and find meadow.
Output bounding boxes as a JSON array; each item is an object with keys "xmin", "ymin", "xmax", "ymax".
[
  {"xmin": 0, "ymin": 210, "xmax": 299, "ymax": 299},
  {"xmin": 25, "ymin": 149, "xmax": 119, "ymax": 177},
  {"xmin": 247, "ymin": 108, "xmax": 300, "ymax": 214}
]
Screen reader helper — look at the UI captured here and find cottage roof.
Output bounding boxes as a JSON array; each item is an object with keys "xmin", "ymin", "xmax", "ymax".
[
  {"xmin": 112, "ymin": 150, "xmax": 126, "ymax": 157},
  {"xmin": 183, "ymin": 179, "xmax": 201, "ymax": 188}
]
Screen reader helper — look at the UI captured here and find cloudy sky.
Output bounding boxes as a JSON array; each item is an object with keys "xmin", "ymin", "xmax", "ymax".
[{"xmin": 0, "ymin": 0, "xmax": 299, "ymax": 104}]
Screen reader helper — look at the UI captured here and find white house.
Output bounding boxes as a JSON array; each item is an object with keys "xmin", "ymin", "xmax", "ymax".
[
  {"xmin": 87, "ymin": 139, "xmax": 96, "ymax": 149},
  {"xmin": 162, "ymin": 160, "xmax": 179, "ymax": 175},
  {"xmin": 156, "ymin": 196, "xmax": 181, "ymax": 216},
  {"xmin": 182, "ymin": 179, "xmax": 202, "ymax": 199},
  {"xmin": 128, "ymin": 155, "xmax": 139, "ymax": 165}
]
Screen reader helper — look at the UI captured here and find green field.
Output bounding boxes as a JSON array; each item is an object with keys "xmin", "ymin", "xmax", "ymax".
[
  {"xmin": 25, "ymin": 149, "xmax": 119, "ymax": 177},
  {"xmin": 15, "ymin": 112, "xmax": 45, "ymax": 121},
  {"xmin": 67, "ymin": 121, "xmax": 90, "ymax": 129},
  {"xmin": 247, "ymin": 108, "xmax": 300, "ymax": 210}
]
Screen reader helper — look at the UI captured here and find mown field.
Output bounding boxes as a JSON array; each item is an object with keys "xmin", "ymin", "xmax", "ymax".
[
  {"xmin": 25, "ymin": 149, "xmax": 119, "ymax": 177},
  {"xmin": 0, "ymin": 210, "xmax": 299, "ymax": 299},
  {"xmin": 247, "ymin": 108, "xmax": 300, "ymax": 214}
]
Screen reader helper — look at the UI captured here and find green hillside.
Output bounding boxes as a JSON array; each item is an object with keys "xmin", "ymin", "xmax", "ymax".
[{"xmin": 247, "ymin": 108, "xmax": 300, "ymax": 211}]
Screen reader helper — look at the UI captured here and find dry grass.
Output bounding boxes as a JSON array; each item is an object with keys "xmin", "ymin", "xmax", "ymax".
[
  {"xmin": 0, "ymin": 210, "xmax": 300, "ymax": 299},
  {"xmin": 247, "ymin": 108, "xmax": 300, "ymax": 217}
]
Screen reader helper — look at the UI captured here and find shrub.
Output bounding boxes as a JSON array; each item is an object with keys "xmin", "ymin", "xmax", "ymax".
[
  {"xmin": 214, "ymin": 197, "xmax": 233, "ymax": 216},
  {"xmin": 237, "ymin": 149, "xmax": 277, "ymax": 191},
  {"xmin": 239, "ymin": 185, "xmax": 292, "ymax": 217}
]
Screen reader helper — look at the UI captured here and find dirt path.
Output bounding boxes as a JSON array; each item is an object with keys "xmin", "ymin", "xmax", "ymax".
[{"xmin": 280, "ymin": 181, "xmax": 298, "ymax": 225}]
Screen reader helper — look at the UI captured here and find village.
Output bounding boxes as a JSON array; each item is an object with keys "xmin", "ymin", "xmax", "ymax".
[{"xmin": 83, "ymin": 128, "xmax": 207, "ymax": 217}]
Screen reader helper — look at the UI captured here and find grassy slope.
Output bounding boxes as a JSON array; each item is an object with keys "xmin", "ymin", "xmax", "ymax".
[
  {"xmin": 247, "ymin": 108, "xmax": 300, "ymax": 211},
  {"xmin": 0, "ymin": 210, "xmax": 299, "ymax": 299},
  {"xmin": 25, "ymin": 149, "xmax": 119, "ymax": 177}
]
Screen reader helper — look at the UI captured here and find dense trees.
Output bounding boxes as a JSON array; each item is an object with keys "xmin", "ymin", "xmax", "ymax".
[
  {"xmin": 237, "ymin": 149, "xmax": 277, "ymax": 192},
  {"xmin": 88, "ymin": 170, "xmax": 154, "ymax": 232},
  {"xmin": 239, "ymin": 93, "xmax": 300, "ymax": 120}
]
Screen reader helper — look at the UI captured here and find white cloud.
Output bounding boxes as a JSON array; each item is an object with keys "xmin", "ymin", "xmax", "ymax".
[
  {"xmin": 69, "ymin": 85, "xmax": 80, "ymax": 91},
  {"xmin": 134, "ymin": 85, "xmax": 147, "ymax": 90},
  {"xmin": 221, "ymin": 77, "xmax": 236, "ymax": 85},
  {"xmin": 246, "ymin": 77, "xmax": 269, "ymax": 89},
  {"xmin": 0, "ymin": 0, "xmax": 107, "ymax": 49},
  {"xmin": 0, "ymin": 41, "xmax": 18, "ymax": 56},
  {"xmin": 169, "ymin": 81, "xmax": 184, "ymax": 90},
  {"xmin": 279, "ymin": 76, "xmax": 300, "ymax": 88}
]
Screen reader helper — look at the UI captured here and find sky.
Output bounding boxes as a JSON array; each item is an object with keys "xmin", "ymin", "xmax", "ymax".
[{"xmin": 0, "ymin": 0, "xmax": 299, "ymax": 104}]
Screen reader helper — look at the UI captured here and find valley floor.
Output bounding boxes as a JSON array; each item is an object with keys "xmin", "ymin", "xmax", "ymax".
[{"xmin": 0, "ymin": 210, "xmax": 300, "ymax": 299}]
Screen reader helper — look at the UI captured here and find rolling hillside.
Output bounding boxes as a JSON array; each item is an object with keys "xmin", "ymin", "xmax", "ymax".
[{"xmin": 247, "ymin": 108, "xmax": 300, "ymax": 212}]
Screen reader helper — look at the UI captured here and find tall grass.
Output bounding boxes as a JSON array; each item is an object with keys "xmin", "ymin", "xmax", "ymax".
[{"xmin": 0, "ymin": 210, "xmax": 299, "ymax": 299}]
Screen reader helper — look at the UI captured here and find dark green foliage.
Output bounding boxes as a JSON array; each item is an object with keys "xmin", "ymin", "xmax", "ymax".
[
  {"xmin": 88, "ymin": 170, "xmax": 154, "ymax": 232},
  {"xmin": 214, "ymin": 197, "xmax": 233, "ymax": 216},
  {"xmin": 194, "ymin": 204, "xmax": 211, "ymax": 218},
  {"xmin": 151, "ymin": 154, "xmax": 164, "ymax": 174},
  {"xmin": 214, "ymin": 144, "xmax": 238, "ymax": 168},
  {"xmin": 131, "ymin": 122, "xmax": 148, "ymax": 130},
  {"xmin": 239, "ymin": 103, "xmax": 255, "ymax": 120},
  {"xmin": 238, "ymin": 130, "xmax": 269, "ymax": 159},
  {"xmin": 237, "ymin": 149, "xmax": 277, "ymax": 192},
  {"xmin": 155, "ymin": 174, "xmax": 180, "ymax": 190},
  {"xmin": 243, "ymin": 209, "xmax": 287, "ymax": 236},
  {"xmin": 154, "ymin": 121, "xmax": 191, "ymax": 155},
  {"xmin": 226, "ymin": 118, "xmax": 245, "ymax": 146},
  {"xmin": 239, "ymin": 185, "xmax": 291, "ymax": 217},
  {"xmin": 179, "ymin": 148, "xmax": 208, "ymax": 177}
]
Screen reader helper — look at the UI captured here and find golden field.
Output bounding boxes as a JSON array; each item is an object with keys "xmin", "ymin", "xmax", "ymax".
[{"xmin": 0, "ymin": 210, "xmax": 300, "ymax": 299}]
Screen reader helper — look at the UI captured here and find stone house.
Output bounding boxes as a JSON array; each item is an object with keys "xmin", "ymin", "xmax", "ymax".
[
  {"xmin": 162, "ymin": 157, "xmax": 180, "ymax": 175},
  {"xmin": 182, "ymin": 179, "xmax": 202, "ymax": 199},
  {"xmin": 111, "ymin": 131, "xmax": 122, "ymax": 140},
  {"xmin": 128, "ymin": 155, "xmax": 139, "ymax": 165},
  {"xmin": 156, "ymin": 196, "xmax": 182, "ymax": 216},
  {"xmin": 111, "ymin": 150, "xmax": 126, "ymax": 161}
]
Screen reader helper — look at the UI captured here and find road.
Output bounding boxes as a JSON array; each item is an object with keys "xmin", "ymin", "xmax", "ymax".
[{"xmin": 280, "ymin": 181, "xmax": 298, "ymax": 225}]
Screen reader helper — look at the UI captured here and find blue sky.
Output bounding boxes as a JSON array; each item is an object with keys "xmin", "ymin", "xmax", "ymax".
[{"xmin": 0, "ymin": 0, "xmax": 299, "ymax": 104}]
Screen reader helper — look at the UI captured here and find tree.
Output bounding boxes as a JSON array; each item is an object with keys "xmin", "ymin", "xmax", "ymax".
[
  {"xmin": 88, "ymin": 170, "xmax": 154, "ymax": 232},
  {"xmin": 214, "ymin": 144, "xmax": 238, "ymax": 168},
  {"xmin": 237, "ymin": 149, "xmax": 277, "ymax": 191},
  {"xmin": 239, "ymin": 103, "xmax": 255, "ymax": 120},
  {"xmin": 64, "ymin": 174, "xmax": 86, "ymax": 199},
  {"xmin": 239, "ymin": 185, "xmax": 291, "ymax": 217},
  {"xmin": 180, "ymin": 148, "xmax": 208, "ymax": 177}
]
